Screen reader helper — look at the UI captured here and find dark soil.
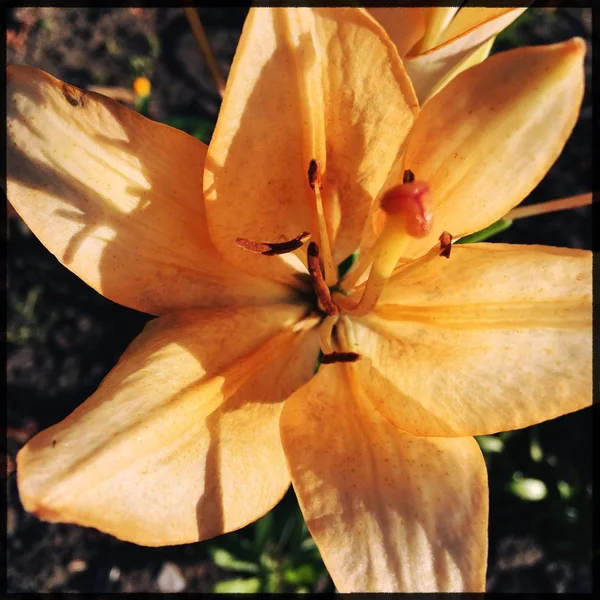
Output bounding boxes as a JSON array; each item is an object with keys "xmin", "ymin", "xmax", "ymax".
[{"xmin": 5, "ymin": 7, "xmax": 592, "ymax": 593}]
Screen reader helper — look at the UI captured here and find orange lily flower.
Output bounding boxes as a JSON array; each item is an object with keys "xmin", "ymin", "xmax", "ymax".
[
  {"xmin": 6, "ymin": 7, "xmax": 590, "ymax": 593},
  {"xmin": 368, "ymin": 6, "xmax": 528, "ymax": 102}
]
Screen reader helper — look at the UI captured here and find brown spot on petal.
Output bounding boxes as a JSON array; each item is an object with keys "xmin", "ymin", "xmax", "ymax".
[{"xmin": 61, "ymin": 82, "xmax": 86, "ymax": 107}]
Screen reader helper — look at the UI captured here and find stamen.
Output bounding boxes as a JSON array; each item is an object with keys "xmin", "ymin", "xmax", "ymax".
[
  {"xmin": 308, "ymin": 159, "xmax": 322, "ymax": 189},
  {"xmin": 321, "ymin": 351, "xmax": 360, "ymax": 364},
  {"xmin": 350, "ymin": 180, "xmax": 433, "ymax": 316},
  {"xmin": 308, "ymin": 159, "xmax": 337, "ymax": 286},
  {"xmin": 236, "ymin": 231, "xmax": 311, "ymax": 256},
  {"xmin": 378, "ymin": 229, "xmax": 454, "ymax": 285},
  {"xmin": 339, "ymin": 315, "xmax": 358, "ymax": 352},
  {"xmin": 319, "ymin": 313, "xmax": 361, "ymax": 364},
  {"xmin": 307, "ymin": 242, "xmax": 339, "ymax": 316},
  {"xmin": 385, "ymin": 230, "xmax": 454, "ymax": 282},
  {"xmin": 340, "ymin": 245, "xmax": 376, "ymax": 292},
  {"xmin": 439, "ymin": 231, "xmax": 453, "ymax": 258},
  {"xmin": 318, "ymin": 314, "xmax": 339, "ymax": 354},
  {"xmin": 403, "ymin": 168, "xmax": 415, "ymax": 183}
]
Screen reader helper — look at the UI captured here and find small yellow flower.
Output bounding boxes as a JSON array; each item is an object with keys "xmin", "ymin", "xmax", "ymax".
[
  {"xmin": 132, "ymin": 75, "xmax": 151, "ymax": 98},
  {"xmin": 368, "ymin": 6, "xmax": 528, "ymax": 102},
  {"xmin": 6, "ymin": 7, "xmax": 590, "ymax": 593}
]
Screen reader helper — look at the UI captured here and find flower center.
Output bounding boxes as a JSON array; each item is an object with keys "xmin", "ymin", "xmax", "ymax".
[{"xmin": 236, "ymin": 163, "xmax": 453, "ymax": 363}]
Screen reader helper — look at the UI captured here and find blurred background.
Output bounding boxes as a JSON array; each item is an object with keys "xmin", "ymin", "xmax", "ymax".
[{"xmin": 5, "ymin": 6, "xmax": 592, "ymax": 593}]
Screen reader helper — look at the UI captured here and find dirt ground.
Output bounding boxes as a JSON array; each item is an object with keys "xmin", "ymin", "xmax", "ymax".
[{"xmin": 5, "ymin": 7, "xmax": 593, "ymax": 593}]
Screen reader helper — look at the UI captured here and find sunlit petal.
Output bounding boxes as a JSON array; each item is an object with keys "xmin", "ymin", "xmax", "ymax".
[
  {"xmin": 366, "ymin": 8, "xmax": 425, "ymax": 57},
  {"xmin": 280, "ymin": 363, "xmax": 488, "ymax": 592},
  {"xmin": 403, "ymin": 38, "xmax": 585, "ymax": 258},
  {"xmin": 351, "ymin": 244, "xmax": 592, "ymax": 437},
  {"xmin": 412, "ymin": 7, "xmax": 460, "ymax": 54},
  {"xmin": 405, "ymin": 8, "xmax": 526, "ymax": 103},
  {"xmin": 204, "ymin": 7, "xmax": 418, "ymax": 281},
  {"xmin": 18, "ymin": 304, "xmax": 320, "ymax": 545},
  {"xmin": 6, "ymin": 65, "xmax": 296, "ymax": 315}
]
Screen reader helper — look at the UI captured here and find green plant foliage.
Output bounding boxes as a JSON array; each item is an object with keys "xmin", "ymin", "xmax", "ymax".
[
  {"xmin": 164, "ymin": 116, "xmax": 215, "ymax": 144},
  {"xmin": 206, "ymin": 489, "xmax": 332, "ymax": 593},
  {"xmin": 457, "ymin": 218, "xmax": 513, "ymax": 244}
]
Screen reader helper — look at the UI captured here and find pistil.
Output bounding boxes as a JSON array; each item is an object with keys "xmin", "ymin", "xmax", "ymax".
[
  {"xmin": 349, "ymin": 177, "xmax": 433, "ymax": 316},
  {"xmin": 308, "ymin": 160, "xmax": 337, "ymax": 286},
  {"xmin": 341, "ymin": 169, "xmax": 417, "ymax": 292}
]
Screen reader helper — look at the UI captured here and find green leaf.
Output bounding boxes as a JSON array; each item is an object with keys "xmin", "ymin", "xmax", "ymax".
[
  {"xmin": 337, "ymin": 250, "xmax": 358, "ymax": 279},
  {"xmin": 212, "ymin": 577, "xmax": 262, "ymax": 593},
  {"xmin": 456, "ymin": 218, "xmax": 513, "ymax": 244},
  {"xmin": 164, "ymin": 116, "xmax": 215, "ymax": 144},
  {"xmin": 530, "ymin": 438, "xmax": 544, "ymax": 463},
  {"xmin": 209, "ymin": 547, "xmax": 260, "ymax": 574},
  {"xmin": 134, "ymin": 95, "xmax": 150, "ymax": 116},
  {"xmin": 283, "ymin": 563, "xmax": 318, "ymax": 586},
  {"xmin": 253, "ymin": 511, "xmax": 275, "ymax": 555},
  {"xmin": 508, "ymin": 477, "xmax": 548, "ymax": 501},
  {"xmin": 557, "ymin": 480, "xmax": 573, "ymax": 500},
  {"xmin": 476, "ymin": 435, "xmax": 504, "ymax": 454}
]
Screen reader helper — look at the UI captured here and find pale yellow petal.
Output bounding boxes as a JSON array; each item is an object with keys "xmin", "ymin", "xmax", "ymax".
[
  {"xmin": 403, "ymin": 38, "xmax": 585, "ymax": 258},
  {"xmin": 366, "ymin": 8, "xmax": 425, "ymax": 57},
  {"xmin": 204, "ymin": 7, "xmax": 418, "ymax": 282},
  {"xmin": 405, "ymin": 8, "xmax": 526, "ymax": 103},
  {"xmin": 6, "ymin": 65, "xmax": 296, "ymax": 315},
  {"xmin": 423, "ymin": 36, "xmax": 495, "ymax": 104},
  {"xmin": 438, "ymin": 7, "xmax": 526, "ymax": 45},
  {"xmin": 17, "ymin": 304, "xmax": 320, "ymax": 545},
  {"xmin": 280, "ymin": 363, "xmax": 488, "ymax": 592},
  {"xmin": 350, "ymin": 244, "xmax": 592, "ymax": 437},
  {"xmin": 412, "ymin": 7, "xmax": 460, "ymax": 54}
]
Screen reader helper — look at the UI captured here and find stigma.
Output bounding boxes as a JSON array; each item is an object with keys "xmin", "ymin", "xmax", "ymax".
[{"xmin": 348, "ymin": 171, "xmax": 434, "ymax": 316}]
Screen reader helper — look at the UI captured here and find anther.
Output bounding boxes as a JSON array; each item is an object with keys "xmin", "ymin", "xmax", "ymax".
[
  {"xmin": 307, "ymin": 242, "xmax": 339, "ymax": 316},
  {"xmin": 307, "ymin": 159, "xmax": 337, "ymax": 286},
  {"xmin": 236, "ymin": 231, "xmax": 311, "ymax": 256},
  {"xmin": 321, "ymin": 351, "xmax": 360, "ymax": 364},
  {"xmin": 308, "ymin": 159, "xmax": 322, "ymax": 190},
  {"xmin": 402, "ymin": 168, "xmax": 415, "ymax": 184},
  {"xmin": 439, "ymin": 231, "xmax": 453, "ymax": 258}
]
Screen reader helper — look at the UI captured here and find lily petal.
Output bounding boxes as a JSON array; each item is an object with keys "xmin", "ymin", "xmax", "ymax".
[
  {"xmin": 405, "ymin": 8, "xmax": 526, "ymax": 103},
  {"xmin": 366, "ymin": 8, "xmax": 425, "ymax": 57},
  {"xmin": 6, "ymin": 65, "xmax": 296, "ymax": 315},
  {"xmin": 352, "ymin": 244, "xmax": 592, "ymax": 437},
  {"xmin": 412, "ymin": 8, "xmax": 460, "ymax": 54},
  {"xmin": 424, "ymin": 36, "xmax": 495, "ymax": 103},
  {"xmin": 17, "ymin": 304, "xmax": 320, "ymax": 545},
  {"xmin": 280, "ymin": 363, "xmax": 488, "ymax": 592},
  {"xmin": 204, "ymin": 7, "xmax": 418, "ymax": 281},
  {"xmin": 403, "ymin": 38, "xmax": 585, "ymax": 258},
  {"xmin": 438, "ymin": 7, "xmax": 525, "ymax": 45}
]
